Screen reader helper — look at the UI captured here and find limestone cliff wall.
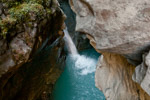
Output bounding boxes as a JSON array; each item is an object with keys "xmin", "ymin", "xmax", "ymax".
[
  {"xmin": 70, "ymin": 0, "xmax": 150, "ymax": 99},
  {"xmin": 0, "ymin": 0, "xmax": 66, "ymax": 99}
]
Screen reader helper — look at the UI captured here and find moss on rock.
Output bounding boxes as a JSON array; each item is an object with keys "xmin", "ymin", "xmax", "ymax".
[
  {"xmin": 0, "ymin": 0, "xmax": 53, "ymax": 38},
  {"xmin": 0, "ymin": 17, "xmax": 16, "ymax": 38},
  {"xmin": 9, "ymin": 3, "xmax": 45, "ymax": 21}
]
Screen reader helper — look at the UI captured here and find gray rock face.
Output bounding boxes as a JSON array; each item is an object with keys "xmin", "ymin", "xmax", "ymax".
[
  {"xmin": 133, "ymin": 51, "xmax": 150, "ymax": 96},
  {"xmin": 70, "ymin": 0, "xmax": 150, "ymax": 64},
  {"xmin": 132, "ymin": 53, "xmax": 147, "ymax": 84}
]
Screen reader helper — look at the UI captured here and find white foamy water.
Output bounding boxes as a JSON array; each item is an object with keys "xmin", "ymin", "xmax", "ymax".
[
  {"xmin": 64, "ymin": 27, "xmax": 97, "ymax": 75},
  {"xmin": 70, "ymin": 55, "xmax": 97, "ymax": 75}
]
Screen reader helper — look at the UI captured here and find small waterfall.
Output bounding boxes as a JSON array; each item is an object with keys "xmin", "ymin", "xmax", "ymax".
[
  {"xmin": 63, "ymin": 28, "xmax": 78, "ymax": 55},
  {"xmin": 53, "ymin": 26, "xmax": 105, "ymax": 100},
  {"xmin": 63, "ymin": 27, "xmax": 97, "ymax": 75}
]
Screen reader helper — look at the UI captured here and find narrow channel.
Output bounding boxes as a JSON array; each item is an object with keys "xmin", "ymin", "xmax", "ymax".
[{"xmin": 52, "ymin": 28, "xmax": 105, "ymax": 100}]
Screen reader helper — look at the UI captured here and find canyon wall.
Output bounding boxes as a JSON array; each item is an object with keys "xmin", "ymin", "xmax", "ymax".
[
  {"xmin": 70, "ymin": 0, "xmax": 150, "ymax": 99},
  {"xmin": 58, "ymin": 0, "xmax": 92, "ymax": 50},
  {"xmin": 0, "ymin": 0, "xmax": 66, "ymax": 99},
  {"xmin": 95, "ymin": 52, "xmax": 149, "ymax": 100}
]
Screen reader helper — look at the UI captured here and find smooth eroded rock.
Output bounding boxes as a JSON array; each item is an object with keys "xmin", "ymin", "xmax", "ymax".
[
  {"xmin": 95, "ymin": 52, "xmax": 150, "ymax": 100},
  {"xmin": 70, "ymin": 0, "xmax": 150, "ymax": 64}
]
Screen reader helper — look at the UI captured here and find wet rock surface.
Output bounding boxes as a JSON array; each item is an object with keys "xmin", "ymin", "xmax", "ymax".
[
  {"xmin": 0, "ymin": 37, "xmax": 66, "ymax": 100},
  {"xmin": 0, "ymin": 0, "xmax": 66, "ymax": 99}
]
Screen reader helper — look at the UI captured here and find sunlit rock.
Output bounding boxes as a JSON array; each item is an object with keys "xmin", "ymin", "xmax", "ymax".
[
  {"xmin": 95, "ymin": 52, "xmax": 150, "ymax": 100},
  {"xmin": 70, "ymin": 0, "xmax": 150, "ymax": 65}
]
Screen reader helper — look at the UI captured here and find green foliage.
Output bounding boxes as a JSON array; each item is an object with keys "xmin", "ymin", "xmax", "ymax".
[
  {"xmin": 24, "ymin": 0, "xmax": 51, "ymax": 6},
  {"xmin": 9, "ymin": 3, "xmax": 45, "ymax": 21},
  {"xmin": 0, "ymin": 0, "xmax": 52, "ymax": 38},
  {"xmin": 0, "ymin": 17, "xmax": 16, "ymax": 38},
  {"xmin": 25, "ymin": 0, "xmax": 44, "ymax": 4},
  {"xmin": 1, "ymin": 0, "xmax": 20, "ymax": 8}
]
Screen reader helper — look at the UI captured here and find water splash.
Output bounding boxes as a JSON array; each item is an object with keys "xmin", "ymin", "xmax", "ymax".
[
  {"xmin": 71, "ymin": 55, "xmax": 97, "ymax": 75},
  {"xmin": 52, "ymin": 49, "xmax": 105, "ymax": 100},
  {"xmin": 52, "ymin": 28, "xmax": 105, "ymax": 100},
  {"xmin": 63, "ymin": 28, "xmax": 98, "ymax": 75}
]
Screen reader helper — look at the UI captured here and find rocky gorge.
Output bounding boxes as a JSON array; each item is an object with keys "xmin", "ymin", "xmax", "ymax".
[
  {"xmin": 1, "ymin": 0, "xmax": 150, "ymax": 100},
  {"xmin": 0, "ymin": 0, "xmax": 91, "ymax": 99},
  {"xmin": 70, "ymin": 0, "xmax": 150, "ymax": 100}
]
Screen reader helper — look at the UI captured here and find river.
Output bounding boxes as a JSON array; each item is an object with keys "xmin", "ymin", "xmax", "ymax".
[{"xmin": 52, "ymin": 49, "xmax": 105, "ymax": 100}]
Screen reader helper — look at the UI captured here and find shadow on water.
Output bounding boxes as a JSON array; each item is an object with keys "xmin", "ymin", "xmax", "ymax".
[{"xmin": 52, "ymin": 49, "xmax": 105, "ymax": 100}]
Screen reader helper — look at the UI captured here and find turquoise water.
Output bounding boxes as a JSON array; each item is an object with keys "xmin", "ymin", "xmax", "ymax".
[{"xmin": 52, "ymin": 49, "xmax": 105, "ymax": 100}]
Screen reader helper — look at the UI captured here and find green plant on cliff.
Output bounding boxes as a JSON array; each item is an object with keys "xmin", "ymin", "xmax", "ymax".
[
  {"xmin": 1, "ymin": 0, "xmax": 50, "ymax": 8},
  {"xmin": 0, "ymin": 17, "xmax": 17, "ymax": 38},
  {"xmin": 24, "ymin": 0, "xmax": 51, "ymax": 7},
  {"xmin": 0, "ymin": 0, "xmax": 52, "ymax": 38},
  {"xmin": 1, "ymin": 0, "xmax": 20, "ymax": 8},
  {"xmin": 25, "ymin": 0, "xmax": 44, "ymax": 4},
  {"xmin": 9, "ymin": 3, "xmax": 45, "ymax": 21}
]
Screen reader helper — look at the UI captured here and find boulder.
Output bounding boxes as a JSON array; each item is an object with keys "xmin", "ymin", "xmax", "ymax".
[{"xmin": 70, "ymin": 0, "xmax": 150, "ymax": 65}]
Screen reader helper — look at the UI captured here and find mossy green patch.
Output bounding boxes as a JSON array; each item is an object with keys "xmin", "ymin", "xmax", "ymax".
[
  {"xmin": 25, "ymin": 0, "xmax": 44, "ymax": 4},
  {"xmin": 1, "ymin": 0, "xmax": 20, "ymax": 8},
  {"xmin": 9, "ymin": 3, "xmax": 45, "ymax": 21},
  {"xmin": 0, "ymin": 0, "xmax": 53, "ymax": 38},
  {"xmin": 0, "ymin": 17, "xmax": 17, "ymax": 38}
]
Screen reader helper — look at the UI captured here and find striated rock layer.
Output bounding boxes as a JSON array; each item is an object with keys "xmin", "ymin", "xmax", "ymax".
[
  {"xmin": 95, "ymin": 53, "xmax": 150, "ymax": 100},
  {"xmin": 70, "ymin": 0, "xmax": 150, "ymax": 99},
  {"xmin": 0, "ymin": 0, "xmax": 66, "ymax": 99}
]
